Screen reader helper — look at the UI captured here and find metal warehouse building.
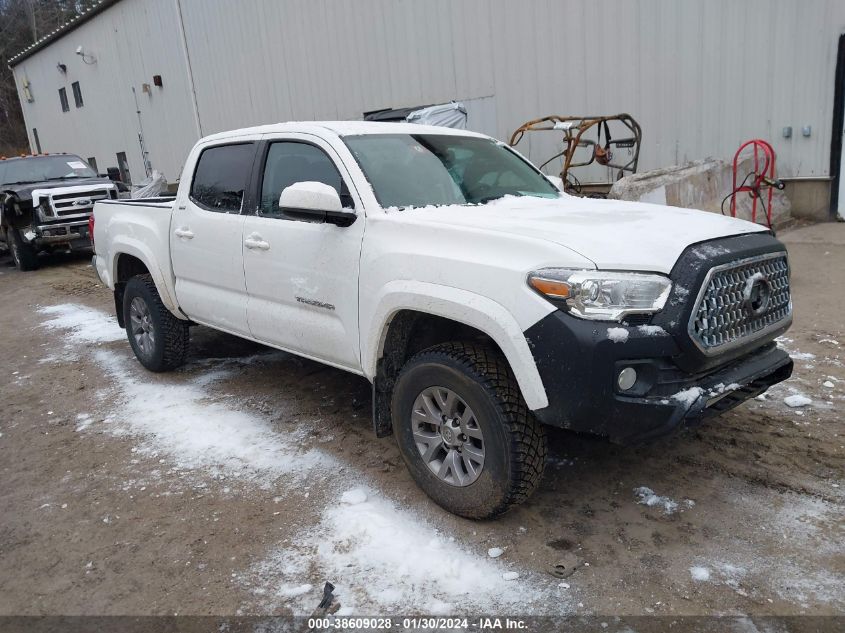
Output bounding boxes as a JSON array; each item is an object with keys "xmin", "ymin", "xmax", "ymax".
[{"xmin": 9, "ymin": 0, "xmax": 845, "ymax": 219}]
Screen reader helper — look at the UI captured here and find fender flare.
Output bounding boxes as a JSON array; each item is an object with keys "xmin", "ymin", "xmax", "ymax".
[
  {"xmin": 108, "ymin": 237, "xmax": 183, "ymax": 318},
  {"xmin": 363, "ymin": 280, "xmax": 549, "ymax": 410}
]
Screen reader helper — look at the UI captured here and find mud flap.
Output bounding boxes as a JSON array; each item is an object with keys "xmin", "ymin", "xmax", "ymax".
[{"xmin": 372, "ymin": 379, "xmax": 392, "ymax": 438}]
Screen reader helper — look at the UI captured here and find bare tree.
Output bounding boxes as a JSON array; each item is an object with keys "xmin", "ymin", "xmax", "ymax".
[{"xmin": 0, "ymin": 0, "xmax": 88, "ymax": 155}]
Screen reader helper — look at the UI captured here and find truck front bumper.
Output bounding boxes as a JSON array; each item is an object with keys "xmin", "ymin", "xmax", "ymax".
[
  {"xmin": 525, "ymin": 311, "xmax": 793, "ymax": 444},
  {"xmin": 32, "ymin": 220, "xmax": 92, "ymax": 249}
]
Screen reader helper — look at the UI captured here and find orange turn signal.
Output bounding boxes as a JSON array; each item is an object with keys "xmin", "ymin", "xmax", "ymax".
[{"xmin": 528, "ymin": 277, "xmax": 571, "ymax": 299}]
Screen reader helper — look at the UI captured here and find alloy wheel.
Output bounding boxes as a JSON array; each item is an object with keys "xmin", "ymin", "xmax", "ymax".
[
  {"xmin": 129, "ymin": 296, "xmax": 156, "ymax": 359},
  {"xmin": 411, "ymin": 386, "xmax": 485, "ymax": 486}
]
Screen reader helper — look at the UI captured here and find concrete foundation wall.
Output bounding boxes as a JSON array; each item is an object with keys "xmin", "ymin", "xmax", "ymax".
[{"xmin": 781, "ymin": 179, "xmax": 833, "ymax": 222}]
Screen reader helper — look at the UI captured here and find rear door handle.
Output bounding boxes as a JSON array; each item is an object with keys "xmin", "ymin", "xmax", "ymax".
[
  {"xmin": 244, "ymin": 233, "xmax": 270, "ymax": 251},
  {"xmin": 174, "ymin": 227, "xmax": 194, "ymax": 239}
]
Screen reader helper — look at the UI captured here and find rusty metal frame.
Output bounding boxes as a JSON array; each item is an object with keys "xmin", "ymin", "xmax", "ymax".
[{"xmin": 509, "ymin": 114, "xmax": 642, "ymax": 194}]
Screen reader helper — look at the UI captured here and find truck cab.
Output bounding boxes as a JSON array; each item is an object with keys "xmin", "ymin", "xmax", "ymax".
[{"xmin": 1, "ymin": 153, "xmax": 118, "ymax": 270}]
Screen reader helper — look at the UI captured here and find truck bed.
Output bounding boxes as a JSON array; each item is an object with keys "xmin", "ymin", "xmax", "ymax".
[{"xmin": 92, "ymin": 198, "xmax": 181, "ymax": 315}]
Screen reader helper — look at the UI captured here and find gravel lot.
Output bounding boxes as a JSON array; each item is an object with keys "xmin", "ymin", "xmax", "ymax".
[{"xmin": 0, "ymin": 223, "xmax": 842, "ymax": 618}]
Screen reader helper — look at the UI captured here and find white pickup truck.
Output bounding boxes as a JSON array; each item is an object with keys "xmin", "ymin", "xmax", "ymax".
[{"xmin": 93, "ymin": 121, "xmax": 793, "ymax": 518}]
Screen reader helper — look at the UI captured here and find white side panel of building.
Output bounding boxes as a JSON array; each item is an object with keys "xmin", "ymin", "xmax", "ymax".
[
  {"xmin": 11, "ymin": 0, "xmax": 845, "ymax": 186},
  {"xmin": 11, "ymin": 0, "xmax": 198, "ymax": 182}
]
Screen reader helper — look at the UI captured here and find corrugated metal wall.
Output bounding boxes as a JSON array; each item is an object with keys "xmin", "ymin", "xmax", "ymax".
[
  {"xmin": 12, "ymin": 0, "xmax": 845, "ymax": 185},
  {"xmin": 12, "ymin": 0, "xmax": 199, "ymax": 181}
]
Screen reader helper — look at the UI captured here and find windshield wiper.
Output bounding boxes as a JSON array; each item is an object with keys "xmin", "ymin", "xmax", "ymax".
[
  {"xmin": 474, "ymin": 192, "xmax": 522, "ymax": 205},
  {"xmin": 4, "ymin": 180, "xmax": 39, "ymax": 185},
  {"xmin": 45, "ymin": 175, "xmax": 93, "ymax": 181}
]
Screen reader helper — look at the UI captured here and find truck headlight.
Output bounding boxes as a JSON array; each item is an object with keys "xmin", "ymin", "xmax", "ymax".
[{"xmin": 527, "ymin": 269, "xmax": 672, "ymax": 321}]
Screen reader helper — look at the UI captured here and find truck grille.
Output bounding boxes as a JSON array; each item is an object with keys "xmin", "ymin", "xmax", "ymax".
[
  {"xmin": 688, "ymin": 253, "xmax": 791, "ymax": 355},
  {"xmin": 49, "ymin": 189, "xmax": 113, "ymax": 218}
]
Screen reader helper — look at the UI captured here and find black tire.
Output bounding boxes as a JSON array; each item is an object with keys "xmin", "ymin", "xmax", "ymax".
[
  {"xmin": 7, "ymin": 228, "xmax": 39, "ymax": 271},
  {"xmin": 123, "ymin": 274, "xmax": 189, "ymax": 372},
  {"xmin": 391, "ymin": 341, "xmax": 547, "ymax": 519}
]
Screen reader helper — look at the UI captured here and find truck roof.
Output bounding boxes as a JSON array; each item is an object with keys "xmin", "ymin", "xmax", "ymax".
[{"xmin": 199, "ymin": 121, "xmax": 489, "ymax": 144}]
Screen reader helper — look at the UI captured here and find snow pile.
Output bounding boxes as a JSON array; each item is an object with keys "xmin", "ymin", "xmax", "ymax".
[
  {"xmin": 251, "ymin": 488, "xmax": 551, "ymax": 614},
  {"xmin": 672, "ymin": 387, "xmax": 703, "ymax": 406},
  {"xmin": 634, "ymin": 486, "xmax": 682, "ymax": 514},
  {"xmin": 637, "ymin": 325, "xmax": 666, "ymax": 336},
  {"xmin": 93, "ymin": 349, "xmax": 328, "ymax": 479},
  {"xmin": 340, "ymin": 488, "xmax": 367, "ymax": 505},
  {"xmin": 37, "ymin": 303, "xmax": 329, "ymax": 481},
  {"xmin": 607, "ymin": 327, "xmax": 629, "ymax": 343},
  {"xmin": 789, "ymin": 351, "xmax": 816, "ymax": 361},
  {"xmin": 784, "ymin": 394, "xmax": 812, "ymax": 408},
  {"xmin": 38, "ymin": 304, "xmax": 125, "ymax": 344},
  {"xmin": 689, "ymin": 566, "xmax": 711, "ymax": 581}
]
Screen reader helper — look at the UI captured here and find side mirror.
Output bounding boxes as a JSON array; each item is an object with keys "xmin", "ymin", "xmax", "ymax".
[
  {"xmin": 279, "ymin": 181, "xmax": 356, "ymax": 227},
  {"xmin": 546, "ymin": 175, "xmax": 565, "ymax": 192}
]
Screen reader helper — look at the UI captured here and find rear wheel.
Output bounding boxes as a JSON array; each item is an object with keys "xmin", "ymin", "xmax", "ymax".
[
  {"xmin": 7, "ymin": 228, "xmax": 39, "ymax": 271},
  {"xmin": 391, "ymin": 342, "xmax": 547, "ymax": 519},
  {"xmin": 122, "ymin": 274, "xmax": 189, "ymax": 371}
]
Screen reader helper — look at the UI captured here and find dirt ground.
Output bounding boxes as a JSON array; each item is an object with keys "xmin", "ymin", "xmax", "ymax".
[{"xmin": 0, "ymin": 223, "xmax": 842, "ymax": 620}]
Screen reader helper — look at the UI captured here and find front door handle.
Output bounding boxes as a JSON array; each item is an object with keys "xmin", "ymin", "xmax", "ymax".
[
  {"xmin": 174, "ymin": 227, "xmax": 194, "ymax": 239},
  {"xmin": 244, "ymin": 233, "xmax": 270, "ymax": 251}
]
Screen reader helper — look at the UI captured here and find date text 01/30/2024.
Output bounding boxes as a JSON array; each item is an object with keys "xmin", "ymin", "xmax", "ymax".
[{"xmin": 307, "ymin": 617, "xmax": 528, "ymax": 629}]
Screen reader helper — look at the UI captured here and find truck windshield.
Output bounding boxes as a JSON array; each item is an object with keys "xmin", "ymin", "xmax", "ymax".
[
  {"xmin": 343, "ymin": 134, "xmax": 560, "ymax": 208},
  {"xmin": 0, "ymin": 155, "xmax": 98, "ymax": 185}
]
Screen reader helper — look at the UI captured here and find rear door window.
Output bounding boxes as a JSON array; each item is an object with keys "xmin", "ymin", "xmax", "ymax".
[{"xmin": 190, "ymin": 143, "xmax": 255, "ymax": 213}]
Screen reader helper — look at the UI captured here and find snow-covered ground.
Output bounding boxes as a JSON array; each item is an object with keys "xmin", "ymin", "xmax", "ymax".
[
  {"xmin": 20, "ymin": 301, "xmax": 843, "ymax": 616},
  {"xmin": 37, "ymin": 302, "xmax": 562, "ymax": 615}
]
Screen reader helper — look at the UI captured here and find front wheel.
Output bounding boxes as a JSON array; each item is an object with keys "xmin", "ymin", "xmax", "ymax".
[
  {"xmin": 7, "ymin": 228, "xmax": 39, "ymax": 271},
  {"xmin": 391, "ymin": 342, "xmax": 547, "ymax": 519},
  {"xmin": 123, "ymin": 274, "xmax": 189, "ymax": 371}
]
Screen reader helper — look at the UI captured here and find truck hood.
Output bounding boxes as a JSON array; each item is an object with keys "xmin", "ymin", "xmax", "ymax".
[
  {"xmin": 1, "ymin": 177, "xmax": 115, "ymax": 203},
  {"xmin": 398, "ymin": 195, "xmax": 769, "ymax": 274}
]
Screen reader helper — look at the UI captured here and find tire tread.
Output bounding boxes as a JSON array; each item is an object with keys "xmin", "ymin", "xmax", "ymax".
[
  {"xmin": 400, "ymin": 341, "xmax": 546, "ymax": 517},
  {"xmin": 126, "ymin": 274, "xmax": 189, "ymax": 371}
]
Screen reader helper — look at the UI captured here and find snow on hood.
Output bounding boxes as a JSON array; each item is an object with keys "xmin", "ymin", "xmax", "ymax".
[{"xmin": 396, "ymin": 195, "xmax": 769, "ymax": 274}]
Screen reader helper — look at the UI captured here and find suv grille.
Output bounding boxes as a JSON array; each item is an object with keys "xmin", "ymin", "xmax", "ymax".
[{"xmin": 688, "ymin": 253, "xmax": 791, "ymax": 355}]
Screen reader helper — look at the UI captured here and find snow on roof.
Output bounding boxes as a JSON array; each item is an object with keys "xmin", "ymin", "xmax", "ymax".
[
  {"xmin": 8, "ymin": 0, "xmax": 120, "ymax": 67},
  {"xmin": 199, "ymin": 121, "xmax": 489, "ymax": 144}
]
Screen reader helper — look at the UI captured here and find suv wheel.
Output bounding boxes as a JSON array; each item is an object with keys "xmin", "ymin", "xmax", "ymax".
[
  {"xmin": 123, "ymin": 274, "xmax": 190, "ymax": 371},
  {"xmin": 7, "ymin": 228, "xmax": 39, "ymax": 271},
  {"xmin": 391, "ymin": 342, "xmax": 547, "ymax": 519}
]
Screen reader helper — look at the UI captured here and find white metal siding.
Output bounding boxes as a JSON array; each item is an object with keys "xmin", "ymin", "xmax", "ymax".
[
  {"xmin": 12, "ymin": 0, "xmax": 199, "ymax": 182},
  {"xmin": 12, "ymin": 0, "xmax": 845, "ymax": 184}
]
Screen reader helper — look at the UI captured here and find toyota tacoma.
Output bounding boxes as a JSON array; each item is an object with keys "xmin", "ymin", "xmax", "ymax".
[{"xmin": 91, "ymin": 122, "xmax": 793, "ymax": 518}]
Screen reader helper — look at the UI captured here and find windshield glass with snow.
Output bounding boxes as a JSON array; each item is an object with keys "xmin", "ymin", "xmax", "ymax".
[
  {"xmin": 0, "ymin": 155, "xmax": 98, "ymax": 185},
  {"xmin": 343, "ymin": 134, "xmax": 559, "ymax": 209}
]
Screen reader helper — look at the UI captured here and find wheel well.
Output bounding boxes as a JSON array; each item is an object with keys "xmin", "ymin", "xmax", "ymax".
[
  {"xmin": 113, "ymin": 254, "xmax": 151, "ymax": 327},
  {"xmin": 371, "ymin": 310, "xmax": 507, "ymax": 437}
]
